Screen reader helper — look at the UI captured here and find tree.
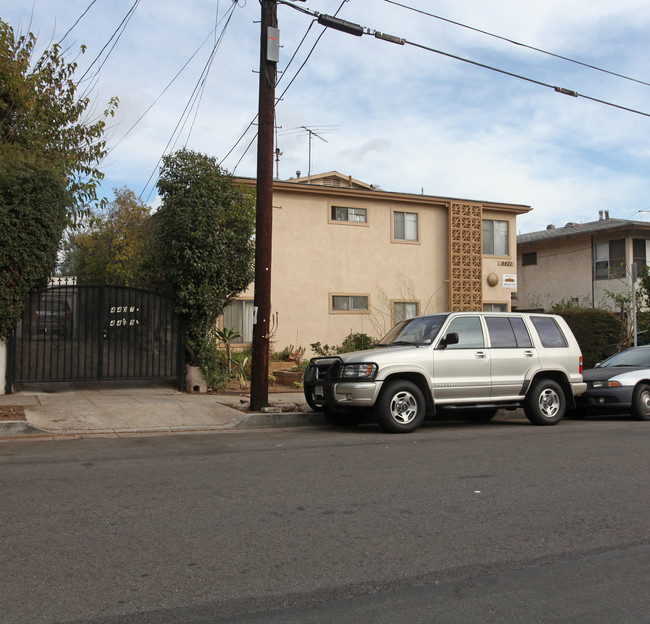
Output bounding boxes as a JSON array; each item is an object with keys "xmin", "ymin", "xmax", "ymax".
[
  {"xmin": 0, "ymin": 20, "xmax": 116, "ymax": 339},
  {"xmin": 0, "ymin": 20, "xmax": 118, "ymax": 219},
  {"xmin": 61, "ymin": 188, "xmax": 153, "ymax": 286},
  {"xmin": 153, "ymin": 149, "xmax": 255, "ymax": 362},
  {"xmin": 0, "ymin": 160, "xmax": 70, "ymax": 339}
]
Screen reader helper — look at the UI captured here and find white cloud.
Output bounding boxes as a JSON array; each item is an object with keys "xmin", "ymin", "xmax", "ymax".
[{"xmin": 4, "ymin": 0, "xmax": 650, "ymax": 233}]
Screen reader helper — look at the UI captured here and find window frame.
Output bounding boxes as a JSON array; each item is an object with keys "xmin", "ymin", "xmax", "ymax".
[
  {"xmin": 392, "ymin": 300, "xmax": 420, "ymax": 325},
  {"xmin": 633, "ymin": 238, "xmax": 648, "ymax": 270},
  {"xmin": 594, "ymin": 239, "xmax": 626, "ymax": 280},
  {"xmin": 521, "ymin": 251, "xmax": 537, "ymax": 266},
  {"xmin": 221, "ymin": 299, "xmax": 254, "ymax": 344},
  {"xmin": 392, "ymin": 210, "xmax": 419, "ymax": 243},
  {"xmin": 328, "ymin": 204, "xmax": 369, "ymax": 226},
  {"xmin": 330, "ymin": 293, "xmax": 370, "ymax": 314},
  {"xmin": 482, "ymin": 219, "xmax": 509, "ymax": 256}
]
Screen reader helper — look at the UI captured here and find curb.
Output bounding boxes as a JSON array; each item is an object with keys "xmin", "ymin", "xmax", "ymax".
[{"xmin": 0, "ymin": 410, "xmax": 328, "ymax": 438}]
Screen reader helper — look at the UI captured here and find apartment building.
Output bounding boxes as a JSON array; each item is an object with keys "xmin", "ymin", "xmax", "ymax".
[
  {"xmin": 516, "ymin": 213, "xmax": 650, "ymax": 311},
  {"xmin": 226, "ymin": 171, "xmax": 530, "ymax": 354}
]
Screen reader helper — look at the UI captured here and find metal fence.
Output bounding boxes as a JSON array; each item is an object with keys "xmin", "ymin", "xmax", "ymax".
[{"xmin": 8, "ymin": 283, "xmax": 185, "ymax": 386}]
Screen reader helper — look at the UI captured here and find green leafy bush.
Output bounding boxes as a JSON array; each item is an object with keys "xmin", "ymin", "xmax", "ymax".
[
  {"xmin": 555, "ymin": 308, "xmax": 623, "ymax": 368},
  {"xmin": 310, "ymin": 332, "xmax": 377, "ymax": 357}
]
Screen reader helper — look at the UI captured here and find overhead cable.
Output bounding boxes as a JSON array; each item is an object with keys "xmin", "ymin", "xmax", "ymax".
[
  {"xmin": 279, "ymin": 1, "xmax": 650, "ymax": 119},
  {"xmin": 383, "ymin": 0, "xmax": 650, "ymax": 89}
]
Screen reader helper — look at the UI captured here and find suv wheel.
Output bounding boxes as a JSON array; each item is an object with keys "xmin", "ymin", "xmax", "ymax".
[
  {"xmin": 524, "ymin": 379, "xmax": 565, "ymax": 425},
  {"xmin": 376, "ymin": 380, "xmax": 426, "ymax": 433},
  {"xmin": 631, "ymin": 383, "xmax": 650, "ymax": 421}
]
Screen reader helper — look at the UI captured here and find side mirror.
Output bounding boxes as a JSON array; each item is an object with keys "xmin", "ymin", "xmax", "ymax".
[{"xmin": 439, "ymin": 332, "xmax": 459, "ymax": 348}]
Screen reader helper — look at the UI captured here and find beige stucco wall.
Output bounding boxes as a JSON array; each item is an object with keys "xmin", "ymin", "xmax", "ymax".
[
  {"xmin": 517, "ymin": 237, "xmax": 593, "ymax": 310},
  {"xmin": 268, "ymin": 189, "xmax": 450, "ymax": 353},
  {"xmin": 517, "ymin": 233, "xmax": 645, "ymax": 312},
  {"xmin": 228, "ymin": 179, "xmax": 526, "ymax": 357},
  {"xmin": 481, "ymin": 209, "xmax": 520, "ymax": 309}
]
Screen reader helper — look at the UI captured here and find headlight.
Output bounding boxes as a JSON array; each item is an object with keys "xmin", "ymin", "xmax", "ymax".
[
  {"xmin": 591, "ymin": 380, "xmax": 622, "ymax": 388},
  {"xmin": 338, "ymin": 363, "xmax": 378, "ymax": 379}
]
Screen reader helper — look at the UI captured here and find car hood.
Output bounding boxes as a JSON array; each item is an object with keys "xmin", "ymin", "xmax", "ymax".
[
  {"xmin": 335, "ymin": 345, "xmax": 422, "ymax": 363},
  {"xmin": 582, "ymin": 366, "xmax": 650, "ymax": 383}
]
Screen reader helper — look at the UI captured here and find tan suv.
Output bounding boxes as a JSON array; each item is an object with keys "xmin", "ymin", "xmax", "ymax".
[{"xmin": 304, "ymin": 312, "xmax": 586, "ymax": 433}]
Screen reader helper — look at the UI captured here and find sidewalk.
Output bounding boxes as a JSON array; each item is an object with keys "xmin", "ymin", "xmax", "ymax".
[{"xmin": 0, "ymin": 381, "xmax": 325, "ymax": 439}]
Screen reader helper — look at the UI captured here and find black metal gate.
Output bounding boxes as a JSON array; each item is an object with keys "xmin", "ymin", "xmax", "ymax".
[{"xmin": 9, "ymin": 284, "xmax": 185, "ymax": 386}]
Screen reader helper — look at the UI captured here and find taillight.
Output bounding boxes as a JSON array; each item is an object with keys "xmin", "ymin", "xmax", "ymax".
[{"xmin": 579, "ymin": 356, "xmax": 583, "ymax": 375}]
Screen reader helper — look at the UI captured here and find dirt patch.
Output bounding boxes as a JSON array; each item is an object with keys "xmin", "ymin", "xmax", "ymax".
[{"xmin": 0, "ymin": 406, "xmax": 27, "ymax": 421}]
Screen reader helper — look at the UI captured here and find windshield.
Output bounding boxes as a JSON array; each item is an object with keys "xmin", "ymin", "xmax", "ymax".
[
  {"xmin": 377, "ymin": 314, "xmax": 448, "ymax": 346},
  {"xmin": 599, "ymin": 348, "xmax": 650, "ymax": 368}
]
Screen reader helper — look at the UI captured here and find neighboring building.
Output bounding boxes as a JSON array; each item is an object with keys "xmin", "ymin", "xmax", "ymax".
[
  {"xmin": 516, "ymin": 213, "xmax": 650, "ymax": 311},
  {"xmin": 226, "ymin": 171, "xmax": 530, "ymax": 355}
]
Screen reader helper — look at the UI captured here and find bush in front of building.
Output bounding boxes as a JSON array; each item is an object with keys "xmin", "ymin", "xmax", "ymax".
[
  {"xmin": 310, "ymin": 332, "xmax": 378, "ymax": 357},
  {"xmin": 554, "ymin": 307, "xmax": 623, "ymax": 368}
]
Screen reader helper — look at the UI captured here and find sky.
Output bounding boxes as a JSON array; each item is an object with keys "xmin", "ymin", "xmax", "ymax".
[{"xmin": 5, "ymin": 0, "xmax": 650, "ymax": 233}]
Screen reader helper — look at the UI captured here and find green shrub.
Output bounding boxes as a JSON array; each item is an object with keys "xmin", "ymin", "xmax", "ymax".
[
  {"xmin": 271, "ymin": 346, "xmax": 294, "ymax": 361},
  {"xmin": 556, "ymin": 308, "xmax": 623, "ymax": 368},
  {"xmin": 310, "ymin": 332, "xmax": 377, "ymax": 357}
]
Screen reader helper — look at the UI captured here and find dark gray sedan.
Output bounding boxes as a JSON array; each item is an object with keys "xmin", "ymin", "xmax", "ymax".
[{"xmin": 577, "ymin": 346, "xmax": 650, "ymax": 420}]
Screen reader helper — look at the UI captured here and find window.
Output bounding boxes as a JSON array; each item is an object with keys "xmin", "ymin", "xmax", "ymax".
[
  {"xmin": 483, "ymin": 219, "xmax": 509, "ymax": 255},
  {"xmin": 443, "ymin": 316, "xmax": 485, "ymax": 349},
  {"xmin": 393, "ymin": 211, "xmax": 418, "ymax": 241},
  {"xmin": 486, "ymin": 317, "xmax": 532, "ymax": 348},
  {"xmin": 594, "ymin": 239, "xmax": 625, "ymax": 279},
  {"xmin": 222, "ymin": 300, "xmax": 254, "ymax": 343},
  {"xmin": 522, "ymin": 251, "xmax": 537, "ymax": 266},
  {"xmin": 633, "ymin": 239, "xmax": 650, "ymax": 270},
  {"xmin": 393, "ymin": 301, "xmax": 419, "ymax": 324},
  {"xmin": 331, "ymin": 295, "xmax": 369, "ymax": 312},
  {"xmin": 483, "ymin": 303, "xmax": 507, "ymax": 312},
  {"xmin": 331, "ymin": 205, "xmax": 367, "ymax": 223},
  {"xmin": 531, "ymin": 316, "xmax": 568, "ymax": 348}
]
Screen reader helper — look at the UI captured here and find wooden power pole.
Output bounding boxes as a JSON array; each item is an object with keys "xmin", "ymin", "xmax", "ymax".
[{"xmin": 250, "ymin": 0, "xmax": 278, "ymax": 410}]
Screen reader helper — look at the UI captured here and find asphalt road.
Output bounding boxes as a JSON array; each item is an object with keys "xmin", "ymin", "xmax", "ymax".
[{"xmin": 1, "ymin": 414, "xmax": 649, "ymax": 623}]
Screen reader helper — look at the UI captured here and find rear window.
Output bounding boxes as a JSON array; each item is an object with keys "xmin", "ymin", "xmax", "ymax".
[
  {"xmin": 486, "ymin": 317, "xmax": 533, "ymax": 348},
  {"xmin": 530, "ymin": 316, "xmax": 568, "ymax": 348}
]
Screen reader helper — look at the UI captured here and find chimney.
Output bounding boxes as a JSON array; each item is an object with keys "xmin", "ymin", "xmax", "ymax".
[
  {"xmin": 599, "ymin": 210, "xmax": 603, "ymax": 220},
  {"xmin": 605, "ymin": 210, "xmax": 610, "ymax": 219},
  {"xmin": 296, "ymin": 170, "xmax": 301, "ymax": 178}
]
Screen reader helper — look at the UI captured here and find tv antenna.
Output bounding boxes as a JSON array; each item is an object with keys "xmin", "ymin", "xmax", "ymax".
[{"xmin": 277, "ymin": 125, "xmax": 339, "ymax": 182}]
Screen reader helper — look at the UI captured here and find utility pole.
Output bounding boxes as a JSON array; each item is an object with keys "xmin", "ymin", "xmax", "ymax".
[{"xmin": 250, "ymin": 0, "xmax": 278, "ymax": 410}]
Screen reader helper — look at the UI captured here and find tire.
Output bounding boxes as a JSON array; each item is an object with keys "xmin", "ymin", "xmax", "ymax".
[
  {"xmin": 464, "ymin": 409, "xmax": 498, "ymax": 422},
  {"xmin": 631, "ymin": 383, "xmax": 650, "ymax": 421},
  {"xmin": 375, "ymin": 380, "xmax": 426, "ymax": 433},
  {"xmin": 524, "ymin": 379, "xmax": 566, "ymax": 425},
  {"xmin": 324, "ymin": 410, "xmax": 366, "ymax": 427}
]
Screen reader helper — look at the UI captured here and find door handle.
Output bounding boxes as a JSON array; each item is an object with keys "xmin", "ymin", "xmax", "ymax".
[
  {"xmin": 524, "ymin": 350, "xmax": 534, "ymax": 357},
  {"xmin": 475, "ymin": 351, "xmax": 487, "ymax": 358}
]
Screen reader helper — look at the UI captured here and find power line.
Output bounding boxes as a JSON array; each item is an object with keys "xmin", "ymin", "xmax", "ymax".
[
  {"xmin": 57, "ymin": 0, "xmax": 99, "ymax": 45},
  {"xmin": 77, "ymin": 0, "xmax": 140, "ymax": 93},
  {"xmin": 383, "ymin": 0, "xmax": 650, "ymax": 89},
  {"xmin": 278, "ymin": 1, "xmax": 650, "ymax": 119},
  {"xmin": 402, "ymin": 38, "xmax": 650, "ymax": 119},
  {"xmin": 140, "ymin": 1, "xmax": 239, "ymax": 201},
  {"xmin": 222, "ymin": 0, "xmax": 348, "ymax": 173}
]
